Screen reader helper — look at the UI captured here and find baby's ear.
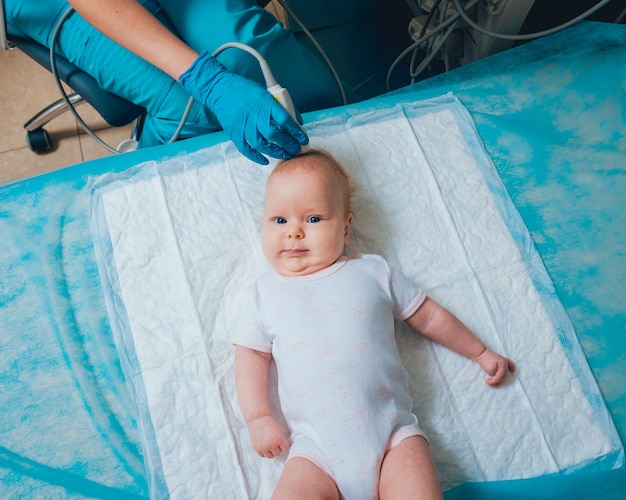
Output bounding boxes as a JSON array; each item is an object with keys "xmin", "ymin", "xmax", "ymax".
[{"xmin": 344, "ymin": 213, "xmax": 354, "ymax": 245}]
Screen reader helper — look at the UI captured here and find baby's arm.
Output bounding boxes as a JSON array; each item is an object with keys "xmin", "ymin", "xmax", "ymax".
[
  {"xmin": 234, "ymin": 345, "xmax": 290, "ymax": 458},
  {"xmin": 405, "ymin": 297, "xmax": 515, "ymax": 387}
]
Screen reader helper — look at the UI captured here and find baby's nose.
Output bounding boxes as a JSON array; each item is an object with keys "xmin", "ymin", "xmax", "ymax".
[{"xmin": 287, "ymin": 226, "xmax": 304, "ymax": 239}]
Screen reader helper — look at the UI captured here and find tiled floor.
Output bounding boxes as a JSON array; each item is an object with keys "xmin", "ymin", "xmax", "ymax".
[{"xmin": 0, "ymin": 46, "xmax": 135, "ymax": 185}]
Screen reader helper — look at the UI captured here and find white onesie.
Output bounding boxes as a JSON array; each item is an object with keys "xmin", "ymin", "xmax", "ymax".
[{"xmin": 232, "ymin": 253, "xmax": 428, "ymax": 499}]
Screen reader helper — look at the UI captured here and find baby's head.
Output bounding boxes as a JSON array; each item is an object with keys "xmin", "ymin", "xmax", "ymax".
[{"xmin": 262, "ymin": 149, "xmax": 355, "ymax": 277}]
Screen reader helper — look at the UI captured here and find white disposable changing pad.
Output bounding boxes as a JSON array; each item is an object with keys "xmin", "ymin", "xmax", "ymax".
[{"xmin": 90, "ymin": 95, "xmax": 623, "ymax": 498}]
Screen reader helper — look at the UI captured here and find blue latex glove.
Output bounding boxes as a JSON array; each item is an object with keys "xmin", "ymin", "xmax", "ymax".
[{"xmin": 179, "ymin": 51, "xmax": 309, "ymax": 165}]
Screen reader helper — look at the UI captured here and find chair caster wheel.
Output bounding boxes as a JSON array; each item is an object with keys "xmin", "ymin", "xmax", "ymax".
[{"xmin": 27, "ymin": 128, "xmax": 52, "ymax": 153}]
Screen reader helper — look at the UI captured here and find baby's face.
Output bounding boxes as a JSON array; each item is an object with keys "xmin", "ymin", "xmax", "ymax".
[{"xmin": 262, "ymin": 166, "xmax": 352, "ymax": 277}]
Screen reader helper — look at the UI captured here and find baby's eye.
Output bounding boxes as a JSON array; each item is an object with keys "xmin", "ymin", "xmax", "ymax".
[
  {"xmin": 274, "ymin": 217, "xmax": 287, "ymax": 224},
  {"xmin": 307, "ymin": 216, "xmax": 321, "ymax": 223}
]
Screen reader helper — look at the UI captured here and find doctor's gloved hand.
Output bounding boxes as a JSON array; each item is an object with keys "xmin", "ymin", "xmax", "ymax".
[{"xmin": 179, "ymin": 51, "xmax": 309, "ymax": 165}]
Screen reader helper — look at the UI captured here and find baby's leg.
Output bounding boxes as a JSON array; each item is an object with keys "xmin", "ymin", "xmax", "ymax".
[
  {"xmin": 272, "ymin": 457, "xmax": 339, "ymax": 500},
  {"xmin": 379, "ymin": 435, "xmax": 443, "ymax": 500}
]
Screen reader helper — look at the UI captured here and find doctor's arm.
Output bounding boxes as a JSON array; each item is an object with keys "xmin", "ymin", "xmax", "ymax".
[
  {"xmin": 67, "ymin": 0, "xmax": 308, "ymax": 164},
  {"xmin": 406, "ymin": 297, "xmax": 515, "ymax": 387},
  {"xmin": 67, "ymin": 0, "xmax": 196, "ymax": 78}
]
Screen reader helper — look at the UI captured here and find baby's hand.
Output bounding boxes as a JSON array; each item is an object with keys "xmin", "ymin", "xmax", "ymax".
[
  {"xmin": 247, "ymin": 415, "xmax": 290, "ymax": 458},
  {"xmin": 475, "ymin": 349, "xmax": 515, "ymax": 387}
]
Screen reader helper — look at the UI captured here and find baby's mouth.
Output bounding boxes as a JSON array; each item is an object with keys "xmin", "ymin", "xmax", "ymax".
[{"xmin": 283, "ymin": 248, "xmax": 307, "ymax": 255}]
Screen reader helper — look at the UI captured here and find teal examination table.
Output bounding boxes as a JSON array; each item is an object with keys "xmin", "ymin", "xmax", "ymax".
[{"xmin": 1, "ymin": 21, "xmax": 625, "ymax": 499}]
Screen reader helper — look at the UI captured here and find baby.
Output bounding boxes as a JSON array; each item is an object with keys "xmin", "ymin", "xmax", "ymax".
[{"xmin": 232, "ymin": 149, "xmax": 515, "ymax": 499}]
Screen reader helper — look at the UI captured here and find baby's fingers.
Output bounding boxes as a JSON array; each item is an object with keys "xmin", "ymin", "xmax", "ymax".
[
  {"xmin": 273, "ymin": 436, "xmax": 290, "ymax": 456},
  {"xmin": 257, "ymin": 436, "xmax": 290, "ymax": 459},
  {"xmin": 485, "ymin": 359, "xmax": 515, "ymax": 387},
  {"xmin": 485, "ymin": 366, "xmax": 506, "ymax": 387}
]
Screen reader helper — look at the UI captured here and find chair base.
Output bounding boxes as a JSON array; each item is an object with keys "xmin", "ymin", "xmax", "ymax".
[
  {"xmin": 22, "ymin": 91, "xmax": 145, "ymax": 154},
  {"xmin": 24, "ymin": 92, "xmax": 86, "ymax": 133}
]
